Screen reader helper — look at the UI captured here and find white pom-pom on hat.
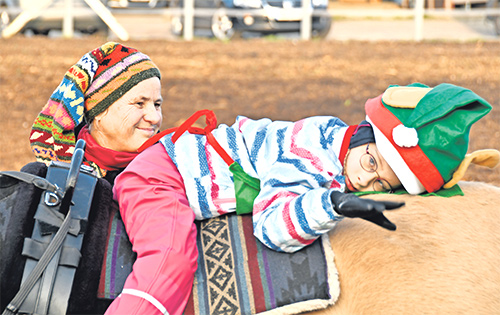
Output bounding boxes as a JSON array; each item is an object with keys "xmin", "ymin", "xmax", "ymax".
[
  {"xmin": 366, "ymin": 116, "xmax": 426, "ymax": 195},
  {"xmin": 392, "ymin": 124, "xmax": 419, "ymax": 148}
]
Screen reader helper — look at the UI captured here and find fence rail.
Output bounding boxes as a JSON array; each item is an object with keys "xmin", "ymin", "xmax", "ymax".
[
  {"xmin": 4, "ymin": 5, "xmax": 500, "ymax": 17},
  {"xmin": 2, "ymin": 0, "xmax": 500, "ymax": 40}
]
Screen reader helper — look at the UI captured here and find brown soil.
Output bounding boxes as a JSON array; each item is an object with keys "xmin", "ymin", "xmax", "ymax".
[{"xmin": 1, "ymin": 36, "xmax": 499, "ymax": 186}]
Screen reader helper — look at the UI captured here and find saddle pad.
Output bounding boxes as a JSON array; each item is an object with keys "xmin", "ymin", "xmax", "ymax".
[
  {"xmin": 98, "ymin": 213, "xmax": 340, "ymax": 314},
  {"xmin": 185, "ymin": 214, "xmax": 339, "ymax": 314},
  {"xmin": 98, "ymin": 207, "xmax": 136, "ymax": 300}
]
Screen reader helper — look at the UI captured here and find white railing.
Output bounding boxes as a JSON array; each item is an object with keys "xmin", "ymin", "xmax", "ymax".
[
  {"xmin": 2, "ymin": 0, "xmax": 500, "ymax": 41},
  {"xmin": 109, "ymin": 5, "xmax": 500, "ymax": 41}
]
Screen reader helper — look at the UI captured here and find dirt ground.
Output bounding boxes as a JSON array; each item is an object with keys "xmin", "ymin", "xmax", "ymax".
[{"xmin": 1, "ymin": 36, "xmax": 499, "ymax": 186}]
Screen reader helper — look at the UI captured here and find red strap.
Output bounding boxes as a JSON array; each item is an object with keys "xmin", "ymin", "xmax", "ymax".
[
  {"xmin": 339, "ymin": 125, "xmax": 358, "ymax": 167},
  {"xmin": 138, "ymin": 109, "xmax": 235, "ymax": 166},
  {"xmin": 171, "ymin": 109, "xmax": 217, "ymax": 143},
  {"xmin": 206, "ymin": 132, "xmax": 234, "ymax": 166},
  {"xmin": 137, "ymin": 127, "xmax": 178, "ymax": 153},
  {"xmin": 137, "ymin": 110, "xmax": 217, "ymax": 153}
]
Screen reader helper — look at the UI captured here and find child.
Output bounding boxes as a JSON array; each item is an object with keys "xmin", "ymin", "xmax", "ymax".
[{"xmin": 115, "ymin": 83, "xmax": 499, "ymax": 255}]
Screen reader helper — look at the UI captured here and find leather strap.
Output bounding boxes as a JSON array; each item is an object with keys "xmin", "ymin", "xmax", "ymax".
[
  {"xmin": 21, "ymin": 238, "xmax": 81, "ymax": 268},
  {"xmin": 33, "ymin": 206, "xmax": 81, "ymax": 236},
  {"xmin": 2, "ymin": 139, "xmax": 93, "ymax": 315},
  {"xmin": 0, "ymin": 171, "xmax": 63, "ymax": 198},
  {"xmin": 3, "ymin": 207, "xmax": 73, "ymax": 315}
]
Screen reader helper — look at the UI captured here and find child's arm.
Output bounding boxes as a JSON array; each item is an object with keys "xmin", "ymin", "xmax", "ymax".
[
  {"xmin": 252, "ymin": 184, "xmax": 341, "ymax": 253},
  {"xmin": 252, "ymin": 185, "xmax": 403, "ymax": 253}
]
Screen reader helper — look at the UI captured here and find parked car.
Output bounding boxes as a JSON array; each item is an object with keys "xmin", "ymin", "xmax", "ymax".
[{"xmin": 169, "ymin": 0, "xmax": 332, "ymax": 40}]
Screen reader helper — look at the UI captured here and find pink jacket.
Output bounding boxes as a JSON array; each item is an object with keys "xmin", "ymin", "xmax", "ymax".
[{"xmin": 106, "ymin": 143, "xmax": 198, "ymax": 315}]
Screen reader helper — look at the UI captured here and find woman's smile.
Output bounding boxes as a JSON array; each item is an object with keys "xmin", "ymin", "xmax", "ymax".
[{"xmin": 137, "ymin": 126, "xmax": 158, "ymax": 137}]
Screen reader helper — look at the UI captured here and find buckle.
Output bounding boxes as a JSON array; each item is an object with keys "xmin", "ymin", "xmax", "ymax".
[{"xmin": 44, "ymin": 191, "xmax": 61, "ymax": 207}]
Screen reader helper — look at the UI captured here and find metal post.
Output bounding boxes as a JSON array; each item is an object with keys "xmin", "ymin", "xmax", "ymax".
[
  {"xmin": 84, "ymin": 0, "xmax": 129, "ymax": 40},
  {"xmin": 414, "ymin": 0, "xmax": 425, "ymax": 41},
  {"xmin": 63, "ymin": 0, "xmax": 74, "ymax": 38},
  {"xmin": 300, "ymin": 0, "xmax": 311, "ymax": 40},
  {"xmin": 1, "ymin": 0, "xmax": 53, "ymax": 38},
  {"xmin": 184, "ymin": 0, "xmax": 194, "ymax": 41}
]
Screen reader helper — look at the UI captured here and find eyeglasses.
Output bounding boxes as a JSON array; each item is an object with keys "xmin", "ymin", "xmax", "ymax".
[{"xmin": 359, "ymin": 144, "xmax": 394, "ymax": 193}]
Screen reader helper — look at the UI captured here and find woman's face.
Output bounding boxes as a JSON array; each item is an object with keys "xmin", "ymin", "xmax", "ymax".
[
  {"xmin": 343, "ymin": 142, "xmax": 401, "ymax": 193},
  {"xmin": 90, "ymin": 77, "xmax": 163, "ymax": 152}
]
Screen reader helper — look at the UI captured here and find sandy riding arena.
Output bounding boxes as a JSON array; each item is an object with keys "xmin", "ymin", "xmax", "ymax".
[{"xmin": 0, "ymin": 37, "xmax": 499, "ymax": 187}]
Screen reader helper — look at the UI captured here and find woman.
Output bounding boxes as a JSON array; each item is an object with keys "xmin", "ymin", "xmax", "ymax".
[{"xmin": 29, "ymin": 42, "xmax": 198, "ymax": 315}]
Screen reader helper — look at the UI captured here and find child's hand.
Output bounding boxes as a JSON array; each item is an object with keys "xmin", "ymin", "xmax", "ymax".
[{"xmin": 330, "ymin": 191, "xmax": 404, "ymax": 231}]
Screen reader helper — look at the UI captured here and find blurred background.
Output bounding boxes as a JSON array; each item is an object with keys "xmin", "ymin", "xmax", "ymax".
[
  {"xmin": 1, "ymin": 0, "xmax": 499, "ymax": 40},
  {"xmin": 1, "ymin": 0, "xmax": 499, "ymax": 186}
]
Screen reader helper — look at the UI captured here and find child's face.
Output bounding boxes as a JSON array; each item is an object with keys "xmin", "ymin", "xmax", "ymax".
[{"xmin": 343, "ymin": 143, "xmax": 401, "ymax": 193}]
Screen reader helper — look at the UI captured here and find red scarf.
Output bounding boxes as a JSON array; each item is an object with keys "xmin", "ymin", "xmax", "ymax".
[{"xmin": 78, "ymin": 126, "xmax": 139, "ymax": 172}]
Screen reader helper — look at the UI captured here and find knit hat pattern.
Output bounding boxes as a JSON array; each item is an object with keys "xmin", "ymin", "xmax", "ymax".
[{"xmin": 30, "ymin": 42, "xmax": 161, "ymax": 163}]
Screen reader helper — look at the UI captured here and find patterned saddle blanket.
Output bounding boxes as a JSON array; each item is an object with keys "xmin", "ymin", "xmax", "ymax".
[{"xmin": 98, "ymin": 211, "xmax": 340, "ymax": 314}]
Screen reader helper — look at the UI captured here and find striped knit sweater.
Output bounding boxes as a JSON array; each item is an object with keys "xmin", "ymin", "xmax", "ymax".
[{"xmin": 161, "ymin": 116, "xmax": 349, "ymax": 252}]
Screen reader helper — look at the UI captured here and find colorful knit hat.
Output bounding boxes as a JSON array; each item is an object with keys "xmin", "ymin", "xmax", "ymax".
[
  {"xmin": 30, "ymin": 42, "xmax": 161, "ymax": 163},
  {"xmin": 365, "ymin": 83, "xmax": 499, "ymax": 195}
]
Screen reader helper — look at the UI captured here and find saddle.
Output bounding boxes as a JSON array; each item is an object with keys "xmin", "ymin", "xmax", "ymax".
[{"xmin": 0, "ymin": 140, "xmax": 113, "ymax": 315}]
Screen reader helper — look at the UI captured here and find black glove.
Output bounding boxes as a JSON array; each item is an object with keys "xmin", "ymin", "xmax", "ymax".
[{"xmin": 330, "ymin": 191, "xmax": 404, "ymax": 231}]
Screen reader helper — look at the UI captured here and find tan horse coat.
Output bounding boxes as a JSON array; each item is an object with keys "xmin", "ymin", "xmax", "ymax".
[{"xmin": 310, "ymin": 181, "xmax": 500, "ymax": 315}]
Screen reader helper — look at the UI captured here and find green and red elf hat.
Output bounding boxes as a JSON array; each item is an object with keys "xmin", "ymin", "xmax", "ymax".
[{"xmin": 365, "ymin": 83, "xmax": 499, "ymax": 195}]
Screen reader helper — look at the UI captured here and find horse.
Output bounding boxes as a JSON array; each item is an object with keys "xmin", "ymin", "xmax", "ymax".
[
  {"xmin": 310, "ymin": 181, "xmax": 500, "ymax": 314},
  {"xmin": 2, "ymin": 175, "xmax": 498, "ymax": 314}
]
